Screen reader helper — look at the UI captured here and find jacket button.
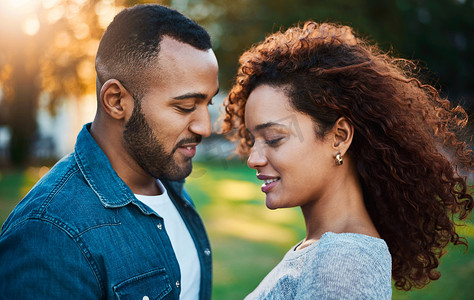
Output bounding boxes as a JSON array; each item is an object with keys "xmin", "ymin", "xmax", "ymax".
[
  {"xmin": 204, "ymin": 248, "xmax": 211, "ymax": 256},
  {"xmin": 143, "ymin": 296, "xmax": 149, "ymax": 300},
  {"xmin": 176, "ymin": 280, "xmax": 180, "ymax": 288},
  {"xmin": 157, "ymin": 223, "xmax": 162, "ymax": 230}
]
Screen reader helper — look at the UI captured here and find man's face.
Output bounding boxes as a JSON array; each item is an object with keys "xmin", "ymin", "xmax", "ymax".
[{"xmin": 123, "ymin": 36, "xmax": 219, "ymax": 181}]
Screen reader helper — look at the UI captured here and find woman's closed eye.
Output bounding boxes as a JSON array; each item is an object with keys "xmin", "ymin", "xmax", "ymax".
[{"xmin": 265, "ymin": 137, "xmax": 284, "ymax": 146}]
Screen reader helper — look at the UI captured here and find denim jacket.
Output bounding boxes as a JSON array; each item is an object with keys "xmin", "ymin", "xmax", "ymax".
[{"xmin": 0, "ymin": 124, "xmax": 212, "ymax": 299}]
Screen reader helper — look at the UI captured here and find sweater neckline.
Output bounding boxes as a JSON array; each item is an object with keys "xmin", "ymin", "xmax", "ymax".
[{"xmin": 285, "ymin": 231, "xmax": 386, "ymax": 261}]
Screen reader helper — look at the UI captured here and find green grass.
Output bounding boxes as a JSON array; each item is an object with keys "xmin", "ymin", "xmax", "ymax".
[
  {"xmin": 1, "ymin": 161, "xmax": 473, "ymax": 299},
  {"xmin": 0, "ymin": 167, "xmax": 43, "ymax": 225}
]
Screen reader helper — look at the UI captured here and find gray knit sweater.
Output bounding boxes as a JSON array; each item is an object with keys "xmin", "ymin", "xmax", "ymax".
[{"xmin": 245, "ymin": 232, "xmax": 392, "ymax": 300}]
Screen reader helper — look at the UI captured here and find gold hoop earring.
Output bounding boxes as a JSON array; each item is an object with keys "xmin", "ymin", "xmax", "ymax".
[{"xmin": 335, "ymin": 153, "xmax": 343, "ymax": 165}]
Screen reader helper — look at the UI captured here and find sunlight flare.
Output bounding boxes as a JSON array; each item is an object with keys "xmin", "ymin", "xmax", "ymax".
[
  {"xmin": 22, "ymin": 15, "xmax": 40, "ymax": 36},
  {"xmin": 7, "ymin": 0, "xmax": 35, "ymax": 9}
]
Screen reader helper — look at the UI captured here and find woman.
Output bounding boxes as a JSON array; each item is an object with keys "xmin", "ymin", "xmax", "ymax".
[{"xmin": 221, "ymin": 22, "xmax": 473, "ymax": 299}]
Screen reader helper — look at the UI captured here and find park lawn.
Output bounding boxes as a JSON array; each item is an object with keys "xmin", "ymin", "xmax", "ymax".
[
  {"xmin": 1, "ymin": 161, "xmax": 473, "ymax": 299},
  {"xmin": 0, "ymin": 167, "xmax": 46, "ymax": 225}
]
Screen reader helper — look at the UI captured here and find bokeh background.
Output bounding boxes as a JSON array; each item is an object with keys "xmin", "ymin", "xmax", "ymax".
[{"xmin": 0, "ymin": 0, "xmax": 473, "ymax": 299}]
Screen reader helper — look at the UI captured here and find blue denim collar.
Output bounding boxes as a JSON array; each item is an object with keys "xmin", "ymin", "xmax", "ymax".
[{"xmin": 74, "ymin": 123, "xmax": 185, "ymax": 209}]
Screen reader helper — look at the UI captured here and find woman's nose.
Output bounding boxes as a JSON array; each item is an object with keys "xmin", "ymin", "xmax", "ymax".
[{"xmin": 247, "ymin": 143, "xmax": 267, "ymax": 169}]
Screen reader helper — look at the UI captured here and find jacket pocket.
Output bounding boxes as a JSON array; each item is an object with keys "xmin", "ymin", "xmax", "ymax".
[{"xmin": 113, "ymin": 268, "xmax": 172, "ymax": 300}]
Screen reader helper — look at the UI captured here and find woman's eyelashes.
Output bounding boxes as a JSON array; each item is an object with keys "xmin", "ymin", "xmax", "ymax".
[
  {"xmin": 246, "ymin": 128, "xmax": 287, "ymax": 148},
  {"xmin": 265, "ymin": 137, "xmax": 284, "ymax": 146},
  {"xmin": 247, "ymin": 138, "xmax": 282, "ymax": 148}
]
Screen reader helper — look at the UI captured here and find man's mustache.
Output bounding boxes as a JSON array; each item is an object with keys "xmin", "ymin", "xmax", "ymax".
[{"xmin": 172, "ymin": 135, "xmax": 202, "ymax": 152}]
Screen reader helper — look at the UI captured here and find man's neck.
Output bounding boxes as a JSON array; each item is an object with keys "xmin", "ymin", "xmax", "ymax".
[{"xmin": 90, "ymin": 119, "xmax": 160, "ymax": 196}]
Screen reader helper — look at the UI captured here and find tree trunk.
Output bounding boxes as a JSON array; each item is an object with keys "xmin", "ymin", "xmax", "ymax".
[{"xmin": 8, "ymin": 63, "xmax": 39, "ymax": 167}]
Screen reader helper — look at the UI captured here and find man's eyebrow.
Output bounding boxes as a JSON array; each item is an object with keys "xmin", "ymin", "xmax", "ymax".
[
  {"xmin": 173, "ymin": 93, "xmax": 207, "ymax": 100},
  {"xmin": 173, "ymin": 88, "xmax": 220, "ymax": 100}
]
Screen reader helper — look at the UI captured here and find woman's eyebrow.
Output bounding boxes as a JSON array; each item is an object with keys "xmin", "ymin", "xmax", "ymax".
[{"xmin": 254, "ymin": 122, "xmax": 285, "ymax": 131}]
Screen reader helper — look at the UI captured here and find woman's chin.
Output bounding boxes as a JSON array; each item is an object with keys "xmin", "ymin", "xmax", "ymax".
[{"xmin": 265, "ymin": 197, "xmax": 280, "ymax": 210}]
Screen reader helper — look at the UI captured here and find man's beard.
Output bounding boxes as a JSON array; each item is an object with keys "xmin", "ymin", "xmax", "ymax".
[{"xmin": 123, "ymin": 101, "xmax": 201, "ymax": 181}]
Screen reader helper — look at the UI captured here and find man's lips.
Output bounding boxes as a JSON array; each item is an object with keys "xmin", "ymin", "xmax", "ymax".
[
  {"xmin": 177, "ymin": 143, "xmax": 198, "ymax": 158},
  {"xmin": 257, "ymin": 174, "xmax": 280, "ymax": 193},
  {"xmin": 172, "ymin": 135, "xmax": 202, "ymax": 158}
]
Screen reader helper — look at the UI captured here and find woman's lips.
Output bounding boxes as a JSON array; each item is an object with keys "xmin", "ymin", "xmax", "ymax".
[
  {"xmin": 261, "ymin": 178, "xmax": 280, "ymax": 193},
  {"xmin": 257, "ymin": 174, "xmax": 280, "ymax": 193}
]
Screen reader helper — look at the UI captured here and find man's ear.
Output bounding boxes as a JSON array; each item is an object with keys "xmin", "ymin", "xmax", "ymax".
[
  {"xmin": 331, "ymin": 117, "xmax": 354, "ymax": 155},
  {"xmin": 99, "ymin": 79, "xmax": 134, "ymax": 120}
]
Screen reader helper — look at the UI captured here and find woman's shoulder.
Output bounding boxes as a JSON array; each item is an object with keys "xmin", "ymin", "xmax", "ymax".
[
  {"xmin": 315, "ymin": 232, "xmax": 391, "ymax": 267},
  {"xmin": 297, "ymin": 232, "xmax": 392, "ymax": 299},
  {"xmin": 319, "ymin": 232, "xmax": 389, "ymax": 251},
  {"xmin": 318, "ymin": 232, "xmax": 391, "ymax": 260}
]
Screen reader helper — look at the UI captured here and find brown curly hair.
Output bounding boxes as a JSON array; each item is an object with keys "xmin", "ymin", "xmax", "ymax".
[{"xmin": 220, "ymin": 22, "xmax": 473, "ymax": 291}]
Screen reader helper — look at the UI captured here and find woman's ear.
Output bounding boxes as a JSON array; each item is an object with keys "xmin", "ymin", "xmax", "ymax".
[
  {"xmin": 332, "ymin": 117, "xmax": 354, "ymax": 155},
  {"xmin": 99, "ymin": 79, "xmax": 134, "ymax": 120}
]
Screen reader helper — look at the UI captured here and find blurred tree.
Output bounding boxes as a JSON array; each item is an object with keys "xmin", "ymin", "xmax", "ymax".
[
  {"xmin": 0, "ymin": 0, "xmax": 102, "ymax": 166},
  {"xmin": 0, "ymin": 0, "xmax": 169, "ymax": 167},
  {"xmin": 185, "ymin": 0, "xmax": 473, "ymax": 113},
  {"xmin": 0, "ymin": 0, "xmax": 472, "ymax": 166}
]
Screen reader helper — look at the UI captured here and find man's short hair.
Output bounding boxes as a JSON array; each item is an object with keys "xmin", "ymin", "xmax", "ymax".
[{"xmin": 95, "ymin": 4, "xmax": 212, "ymax": 100}]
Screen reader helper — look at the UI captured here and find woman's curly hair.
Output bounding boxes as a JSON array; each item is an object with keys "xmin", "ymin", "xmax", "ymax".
[{"xmin": 220, "ymin": 21, "xmax": 473, "ymax": 290}]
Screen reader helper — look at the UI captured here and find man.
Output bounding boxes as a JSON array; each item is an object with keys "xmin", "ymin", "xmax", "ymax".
[{"xmin": 0, "ymin": 4, "xmax": 218, "ymax": 299}]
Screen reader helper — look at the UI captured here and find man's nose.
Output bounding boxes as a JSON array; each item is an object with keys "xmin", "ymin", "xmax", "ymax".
[{"xmin": 189, "ymin": 107, "xmax": 212, "ymax": 138}]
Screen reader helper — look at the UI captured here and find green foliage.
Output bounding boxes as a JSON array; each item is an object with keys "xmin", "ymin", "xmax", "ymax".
[
  {"xmin": 181, "ymin": 0, "xmax": 474, "ymax": 110},
  {"xmin": 1, "ymin": 0, "xmax": 472, "ymax": 165}
]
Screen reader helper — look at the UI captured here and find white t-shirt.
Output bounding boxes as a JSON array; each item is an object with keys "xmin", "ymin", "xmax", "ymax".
[{"xmin": 135, "ymin": 181, "xmax": 200, "ymax": 300}]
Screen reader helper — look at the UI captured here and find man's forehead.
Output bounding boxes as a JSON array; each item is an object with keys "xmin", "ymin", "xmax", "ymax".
[{"xmin": 158, "ymin": 35, "xmax": 212, "ymax": 59}]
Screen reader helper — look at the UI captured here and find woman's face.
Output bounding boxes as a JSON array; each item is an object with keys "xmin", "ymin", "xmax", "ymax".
[{"xmin": 245, "ymin": 84, "xmax": 337, "ymax": 210}]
